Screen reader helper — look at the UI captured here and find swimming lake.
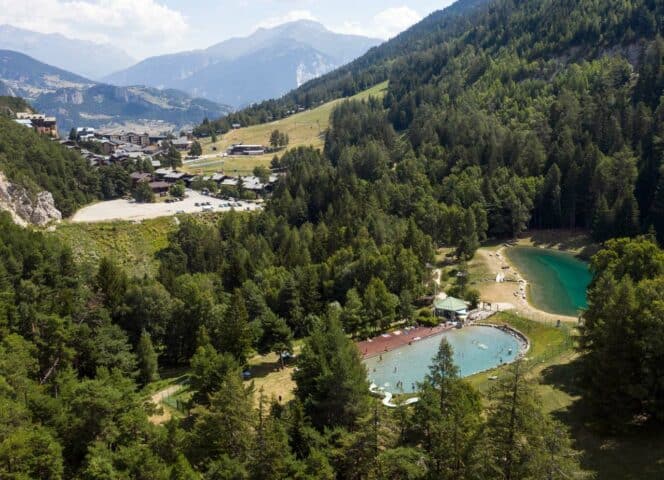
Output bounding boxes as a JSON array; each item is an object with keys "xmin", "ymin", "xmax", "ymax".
[
  {"xmin": 364, "ymin": 326, "xmax": 524, "ymax": 394},
  {"xmin": 505, "ymin": 246, "xmax": 591, "ymax": 317}
]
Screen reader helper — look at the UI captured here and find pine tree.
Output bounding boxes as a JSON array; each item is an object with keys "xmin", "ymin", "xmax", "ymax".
[
  {"xmin": 95, "ymin": 257, "xmax": 128, "ymax": 310},
  {"xmin": 250, "ymin": 394, "xmax": 300, "ymax": 480},
  {"xmin": 190, "ymin": 366, "xmax": 255, "ymax": 465},
  {"xmin": 456, "ymin": 208, "xmax": 480, "ymax": 261},
  {"xmin": 411, "ymin": 339, "xmax": 482, "ymax": 479},
  {"xmin": 482, "ymin": 361, "xmax": 583, "ymax": 480},
  {"xmin": 218, "ymin": 289, "xmax": 252, "ymax": 364},
  {"xmin": 293, "ymin": 310, "xmax": 369, "ymax": 430},
  {"xmin": 136, "ymin": 330, "xmax": 158, "ymax": 386}
]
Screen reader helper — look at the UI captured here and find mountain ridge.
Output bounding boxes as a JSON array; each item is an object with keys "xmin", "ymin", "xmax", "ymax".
[
  {"xmin": 104, "ymin": 20, "xmax": 380, "ymax": 107},
  {"xmin": 0, "ymin": 49, "xmax": 231, "ymax": 133},
  {"xmin": 0, "ymin": 24, "xmax": 135, "ymax": 79}
]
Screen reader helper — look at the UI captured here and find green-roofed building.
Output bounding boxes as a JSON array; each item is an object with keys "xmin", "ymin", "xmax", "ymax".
[{"xmin": 433, "ymin": 296, "xmax": 469, "ymax": 322}]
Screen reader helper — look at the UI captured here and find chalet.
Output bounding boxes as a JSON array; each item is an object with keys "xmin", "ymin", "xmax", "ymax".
[
  {"xmin": 228, "ymin": 144, "xmax": 266, "ymax": 156},
  {"xmin": 130, "ymin": 172, "xmax": 152, "ymax": 186},
  {"xmin": 164, "ymin": 171, "xmax": 187, "ymax": 183},
  {"xmin": 149, "ymin": 134, "xmax": 168, "ymax": 145},
  {"xmin": 148, "ymin": 181, "xmax": 170, "ymax": 194},
  {"xmin": 154, "ymin": 168, "xmax": 173, "ymax": 179},
  {"xmin": 433, "ymin": 297, "xmax": 469, "ymax": 322},
  {"xmin": 15, "ymin": 112, "xmax": 58, "ymax": 138},
  {"xmin": 99, "ymin": 140, "xmax": 121, "ymax": 155},
  {"xmin": 232, "ymin": 123, "xmax": 241, "ymax": 129},
  {"xmin": 172, "ymin": 137, "xmax": 193, "ymax": 151},
  {"xmin": 97, "ymin": 130, "xmax": 150, "ymax": 147}
]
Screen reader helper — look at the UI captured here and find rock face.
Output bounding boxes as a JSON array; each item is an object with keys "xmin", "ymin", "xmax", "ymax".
[{"xmin": 0, "ymin": 172, "xmax": 61, "ymax": 226}]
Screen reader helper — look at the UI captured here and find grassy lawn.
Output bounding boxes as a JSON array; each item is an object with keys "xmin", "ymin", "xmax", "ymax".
[
  {"xmin": 246, "ymin": 340, "xmax": 304, "ymax": 405},
  {"xmin": 465, "ymin": 312, "xmax": 664, "ymax": 479},
  {"xmin": 187, "ymin": 81, "xmax": 389, "ymax": 175}
]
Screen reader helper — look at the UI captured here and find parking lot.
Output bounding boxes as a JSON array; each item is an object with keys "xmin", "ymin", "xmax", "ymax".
[{"xmin": 71, "ymin": 189, "xmax": 262, "ymax": 223}]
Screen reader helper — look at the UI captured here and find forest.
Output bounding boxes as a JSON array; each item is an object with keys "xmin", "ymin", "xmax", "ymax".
[{"xmin": 2, "ymin": 0, "xmax": 664, "ymax": 478}]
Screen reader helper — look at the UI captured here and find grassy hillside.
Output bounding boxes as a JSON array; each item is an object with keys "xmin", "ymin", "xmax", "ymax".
[
  {"xmin": 52, "ymin": 217, "xmax": 178, "ymax": 278},
  {"xmin": 185, "ymin": 81, "xmax": 388, "ymax": 175},
  {"xmin": 52, "ymin": 212, "xmax": 228, "ymax": 278}
]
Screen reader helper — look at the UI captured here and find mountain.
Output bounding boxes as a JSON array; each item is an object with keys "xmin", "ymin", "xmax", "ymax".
[
  {"xmin": 104, "ymin": 20, "xmax": 380, "ymax": 107},
  {"xmin": 0, "ymin": 25, "xmax": 135, "ymax": 80},
  {"xmin": 198, "ymin": 0, "xmax": 489, "ymax": 132},
  {"xmin": 0, "ymin": 50, "xmax": 231, "ymax": 133}
]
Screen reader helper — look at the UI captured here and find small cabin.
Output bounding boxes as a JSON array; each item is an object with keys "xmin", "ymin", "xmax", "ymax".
[{"xmin": 433, "ymin": 296, "xmax": 469, "ymax": 322}]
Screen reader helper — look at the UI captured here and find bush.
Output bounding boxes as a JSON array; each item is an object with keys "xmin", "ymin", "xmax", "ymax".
[
  {"xmin": 417, "ymin": 308, "xmax": 438, "ymax": 327},
  {"xmin": 466, "ymin": 289, "xmax": 481, "ymax": 309}
]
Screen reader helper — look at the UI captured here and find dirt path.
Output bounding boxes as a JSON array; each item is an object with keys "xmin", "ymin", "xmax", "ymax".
[
  {"xmin": 474, "ymin": 245, "xmax": 579, "ymax": 324},
  {"xmin": 149, "ymin": 384, "xmax": 183, "ymax": 425}
]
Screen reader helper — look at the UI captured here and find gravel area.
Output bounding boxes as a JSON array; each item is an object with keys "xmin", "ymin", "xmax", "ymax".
[{"xmin": 71, "ymin": 189, "xmax": 261, "ymax": 223}]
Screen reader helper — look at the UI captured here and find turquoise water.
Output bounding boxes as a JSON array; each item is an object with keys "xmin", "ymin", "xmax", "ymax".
[
  {"xmin": 364, "ymin": 326, "xmax": 523, "ymax": 394},
  {"xmin": 505, "ymin": 247, "xmax": 591, "ymax": 317}
]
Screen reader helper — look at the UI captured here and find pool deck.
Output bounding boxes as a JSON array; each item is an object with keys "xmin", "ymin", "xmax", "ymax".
[{"xmin": 357, "ymin": 323, "xmax": 457, "ymax": 359}]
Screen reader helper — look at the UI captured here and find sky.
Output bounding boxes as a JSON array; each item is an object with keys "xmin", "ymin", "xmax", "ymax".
[{"xmin": 0, "ymin": 0, "xmax": 457, "ymax": 60}]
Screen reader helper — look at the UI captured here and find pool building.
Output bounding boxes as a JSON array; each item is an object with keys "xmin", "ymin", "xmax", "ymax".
[{"xmin": 433, "ymin": 296, "xmax": 469, "ymax": 322}]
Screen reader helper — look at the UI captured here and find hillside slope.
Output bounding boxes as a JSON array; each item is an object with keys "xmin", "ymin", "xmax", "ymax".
[
  {"xmin": 105, "ymin": 20, "xmax": 380, "ymax": 107},
  {"xmin": 196, "ymin": 0, "xmax": 488, "ymax": 133},
  {"xmin": 0, "ymin": 116, "xmax": 100, "ymax": 219},
  {"xmin": 185, "ymin": 81, "xmax": 388, "ymax": 175}
]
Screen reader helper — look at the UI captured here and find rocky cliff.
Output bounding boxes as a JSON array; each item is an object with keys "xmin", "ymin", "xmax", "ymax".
[{"xmin": 0, "ymin": 172, "xmax": 62, "ymax": 226}]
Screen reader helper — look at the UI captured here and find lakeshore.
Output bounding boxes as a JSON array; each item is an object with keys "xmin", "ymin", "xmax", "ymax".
[{"xmin": 470, "ymin": 232, "xmax": 595, "ymax": 324}]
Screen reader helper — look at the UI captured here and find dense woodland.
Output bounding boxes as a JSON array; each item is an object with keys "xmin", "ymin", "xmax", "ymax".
[{"xmin": 2, "ymin": 0, "xmax": 664, "ymax": 478}]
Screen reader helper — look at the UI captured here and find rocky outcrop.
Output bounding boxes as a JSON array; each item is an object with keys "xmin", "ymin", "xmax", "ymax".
[{"xmin": 0, "ymin": 172, "xmax": 61, "ymax": 226}]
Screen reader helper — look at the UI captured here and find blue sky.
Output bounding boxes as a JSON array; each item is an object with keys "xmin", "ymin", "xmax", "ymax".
[{"xmin": 0, "ymin": 0, "xmax": 457, "ymax": 59}]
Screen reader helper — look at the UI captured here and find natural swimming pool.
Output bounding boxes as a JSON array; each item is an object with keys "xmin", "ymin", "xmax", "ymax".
[
  {"xmin": 505, "ymin": 246, "xmax": 591, "ymax": 317},
  {"xmin": 364, "ymin": 326, "xmax": 525, "ymax": 394}
]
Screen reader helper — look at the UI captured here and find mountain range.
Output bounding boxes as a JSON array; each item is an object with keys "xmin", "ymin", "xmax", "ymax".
[
  {"xmin": 0, "ymin": 49, "xmax": 231, "ymax": 133},
  {"xmin": 0, "ymin": 24, "xmax": 135, "ymax": 80},
  {"xmin": 104, "ymin": 20, "xmax": 380, "ymax": 107}
]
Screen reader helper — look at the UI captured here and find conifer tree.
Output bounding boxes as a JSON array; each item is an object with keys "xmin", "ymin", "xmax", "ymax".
[
  {"xmin": 218, "ymin": 289, "xmax": 252, "ymax": 364},
  {"xmin": 482, "ymin": 361, "xmax": 583, "ymax": 480},
  {"xmin": 136, "ymin": 330, "xmax": 158, "ymax": 386},
  {"xmin": 293, "ymin": 310, "xmax": 369, "ymax": 430}
]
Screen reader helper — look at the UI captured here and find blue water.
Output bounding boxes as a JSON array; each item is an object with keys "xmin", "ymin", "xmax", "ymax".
[
  {"xmin": 364, "ymin": 326, "xmax": 523, "ymax": 394},
  {"xmin": 505, "ymin": 247, "xmax": 591, "ymax": 316}
]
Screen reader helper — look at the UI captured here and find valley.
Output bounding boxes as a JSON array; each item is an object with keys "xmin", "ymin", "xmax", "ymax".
[{"xmin": 1, "ymin": 0, "xmax": 664, "ymax": 479}]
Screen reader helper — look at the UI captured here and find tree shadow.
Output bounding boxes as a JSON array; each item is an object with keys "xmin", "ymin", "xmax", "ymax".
[
  {"xmin": 526, "ymin": 229, "xmax": 599, "ymax": 260},
  {"xmin": 247, "ymin": 358, "xmax": 294, "ymax": 380},
  {"xmin": 541, "ymin": 359, "xmax": 664, "ymax": 480}
]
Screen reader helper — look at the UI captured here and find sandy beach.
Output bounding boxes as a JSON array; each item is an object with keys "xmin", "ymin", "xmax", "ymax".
[{"xmin": 472, "ymin": 235, "xmax": 590, "ymax": 324}]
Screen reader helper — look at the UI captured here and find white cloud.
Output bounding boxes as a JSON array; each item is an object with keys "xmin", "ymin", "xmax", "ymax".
[
  {"xmin": 0, "ymin": 0, "xmax": 189, "ymax": 57},
  {"xmin": 253, "ymin": 9, "xmax": 318, "ymax": 30},
  {"xmin": 334, "ymin": 6, "xmax": 422, "ymax": 40}
]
